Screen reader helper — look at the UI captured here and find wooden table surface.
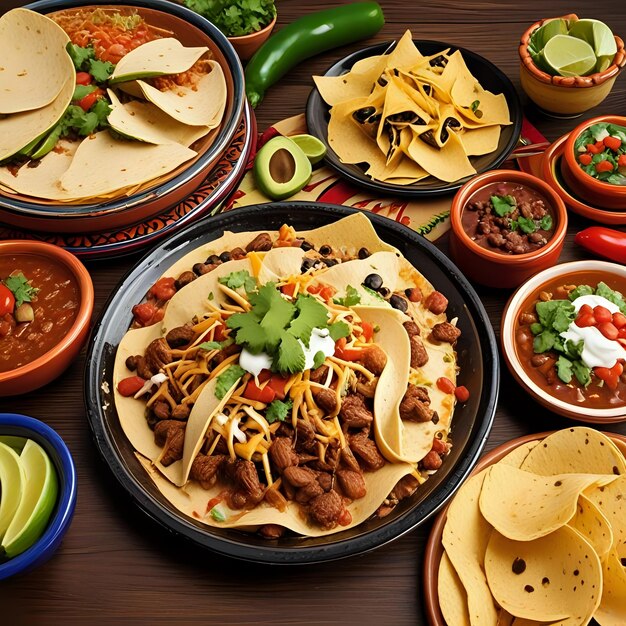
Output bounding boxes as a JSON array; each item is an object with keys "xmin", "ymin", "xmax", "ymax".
[{"xmin": 2, "ymin": 1, "xmax": 626, "ymax": 624}]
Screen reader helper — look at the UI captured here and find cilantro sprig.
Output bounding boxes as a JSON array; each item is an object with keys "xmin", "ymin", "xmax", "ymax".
[
  {"xmin": 266, "ymin": 398, "xmax": 293, "ymax": 424},
  {"xmin": 3, "ymin": 274, "xmax": 39, "ymax": 308},
  {"xmin": 491, "ymin": 194, "xmax": 516, "ymax": 217},
  {"xmin": 333, "ymin": 285, "xmax": 361, "ymax": 307}
]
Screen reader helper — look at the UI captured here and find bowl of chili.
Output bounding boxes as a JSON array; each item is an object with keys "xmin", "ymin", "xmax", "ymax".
[
  {"xmin": 501, "ymin": 260, "xmax": 626, "ymax": 423},
  {"xmin": 561, "ymin": 115, "xmax": 626, "ymax": 210},
  {"xmin": 449, "ymin": 169, "xmax": 567, "ymax": 289},
  {"xmin": 0, "ymin": 241, "xmax": 94, "ymax": 397}
]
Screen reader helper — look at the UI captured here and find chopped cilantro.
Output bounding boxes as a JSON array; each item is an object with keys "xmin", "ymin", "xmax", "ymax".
[
  {"xmin": 491, "ymin": 194, "xmax": 516, "ymax": 217},
  {"xmin": 517, "ymin": 216, "xmax": 536, "ymax": 234},
  {"xmin": 556, "ymin": 355, "xmax": 573, "ymax": 384},
  {"xmin": 218, "ymin": 270, "xmax": 257, "ymax": 292},
  {"xmin": 3, "ymin": 274, "xmax": 39, "ymax": 307},
  {"xmin": 72, "ymin": 84, "xmax": 97, "ymax": 101},
  {"xmin": 183, "ymin": 0, "xmax": 276, "ymax": 38},
  {"xmin": 533, "ymin": 330, "xmax": 556, "ymax": 353},
  {"xmin": 208, "ymin": 292, "xmax": 214, "ymax": 301},
  {"xmin": 362, "ymin": 285, "xmax": 386, "ymax": 302},
  {"xmin": 568, "ymin": 285, "xmax": 593, "ymax": 301},
  {"xmin": 265, "ymin": 398, "xmax": 293, "ymax": 424},
  {"xmin": 539, "ymin": 215, "xmax": 553, "ymax": 231},
  {"xmin": 572, "ymin": 360, "xmax": 591, "ymax": 386},
  {"xmin": 89, "ymin": 58, "xmax": 114, "ymax": 82},
  {"xmin": 66, "ymin": 42, "xmax": 95, "ymax": 71},
  {"xmin": 333, "ymin": 285, "xmax": 361, "ymax": 307},
  {"xmin": 470, "ymin": 99, "xmax": 480, "ymax": 112},
  {"xmin": 198, "ymin": 339, "xmax": 232, "ymax": 351},
  {"xmin": 595, "ymin": 282, "xmax": 626, "ymax": 314},
  {"xmin": 214, "ymin": 365, "xmax": 245, "ymax": 399},
  {"xmin": 530, "ymin": 322, "xmax": 543, "ymax": 335},
  {"xmin": 288, "ymin": 295, "xmax": 329, "ymax": 347},
  {"xmin": 328, "ymin": 321, "xmax": 350, "ymax": 341},
  {"xmin": 275, "ymin": 333, "xmax": 305, "ymax": 374},
  {"xmin": 210, "ymin": 505, "xmax": 226, "ymax": 522},
  {"xmin": 312, "ymin": 351, "xmax": 326, "ymax": 370}
]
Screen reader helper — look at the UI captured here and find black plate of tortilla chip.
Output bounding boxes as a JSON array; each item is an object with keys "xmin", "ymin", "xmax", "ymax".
[
  {"xmin": 306, "ymin": 40, "xmax": 523, "ymax": 198},
  {"xmin": 84, "ymin": 203, "xmax": 498, "ymax": 564}
]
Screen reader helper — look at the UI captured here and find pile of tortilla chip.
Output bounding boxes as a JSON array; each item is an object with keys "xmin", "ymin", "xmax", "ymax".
[
  {"xmin": 0, "ymin": 8, "xmax": 227, "ymax": 203},
  {"xmin": 438, "ymin": 427, "xmax": 626, "ymax": 626},
  {"xmin": 313, "ymin": 30, "xmax": 511, "ymax": 184}
]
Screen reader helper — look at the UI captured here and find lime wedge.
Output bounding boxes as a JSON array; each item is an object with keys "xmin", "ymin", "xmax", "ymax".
[
  {"xmin": 2, "ymin": 440, "xmax": 58, "ymax": 558},
  {"xmin": 288, "ymin": 134, "xmax": 327, "ymax": 165},
  {"xmin": 569, "ymin": 18, "xmax": 617, "ymax": 58},
  {"xmin": 0, "ymin": 442, "xmax": 25, "ymax": 540},
  {"xmin": 543, "ymin": 35, "xmax": 597, "ymax": 77},
  {"xmin": 535, "ymin": 18, "xmax": 570, "ymax": 49}
]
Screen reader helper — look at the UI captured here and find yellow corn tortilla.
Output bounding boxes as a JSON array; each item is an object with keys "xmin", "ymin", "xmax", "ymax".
[
  {"xmin": 594, "ymin": 549, "xmax": 626, "ymax": 626},
  {"xmin": 459, "ymin": 126, "xmax": 501, "ymax": 156},
  {"xmin": 568, "ymin": 494, "xmax": 614, "ymax": 560},
  {"xmin": 136, "ymin": 61, "xmax": 226, "ymax": 128},
  {"xmin": 109, "ymin": 38, "xmax": 208, "ymax": 84},
  {"xmin": 0, "ymin": 9, "xmax": 72, "ymax": 114},
  {"xmin": 585, "ymin": 475, "xmax": 626, "ymax": 561},
  {"xmin": 438, "ymin": 551, "xmax": 471, "ymax": 626}
]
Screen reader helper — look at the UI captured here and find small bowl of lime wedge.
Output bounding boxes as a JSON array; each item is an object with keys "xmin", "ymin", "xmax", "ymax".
[
  {"xmin": 0, "ymin": 414, "xmax": 76, "ymax": 581},
  {"xmin": 519, "ymin": 14, "xmax": 626, "ymax": 116}
]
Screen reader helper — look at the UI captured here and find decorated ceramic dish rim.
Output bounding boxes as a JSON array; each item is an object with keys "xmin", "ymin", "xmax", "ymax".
[
  {"xmin": 501, "ymin": 260, "xmax": 626, "ymax": 421},
  {"xmin": 421, "ymin": 429, "xmax": 626, "ymax": 626},
  {"xmin": 3, "ymin": 0, "xmax": 245, "ymax": 217},
  {"xmin": 540, "ymin": 133, "xmax": 626, "ymax": 224},
  {"xmin": 0, "ymin": 241, "xmax": 94, "ymax": 386},
  {"xmin": 450, "ymin": 168, "xmax": 568, "ymax": 264},
  {"xmin": 306, "ymin": 39, "xmax": 523, "ymax": 198},
  {"xmin": 84, "ymin": 202, "xmax": 499, "ymax": 564},
  {"xmin": 0, "ymin": 413, "xmax": 77, "ymax": 581}
]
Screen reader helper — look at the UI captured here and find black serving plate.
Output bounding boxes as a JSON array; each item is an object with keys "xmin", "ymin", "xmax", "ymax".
[
  {"xmin": 84, "ymin": 203, "xmax": 498, "ymax": 564},
  {"xmin": 306, "ymin": 40, "xmax": 523, "ymax": 198}
]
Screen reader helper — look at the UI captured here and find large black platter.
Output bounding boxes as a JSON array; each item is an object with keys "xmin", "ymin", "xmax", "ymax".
[
  {"xmin": 306, "ymin": 40, "xmax": 523, "ymax": 198},
  {"xmin": 84, "ymin": 202, "xmax": 498, "ymax": 564}
]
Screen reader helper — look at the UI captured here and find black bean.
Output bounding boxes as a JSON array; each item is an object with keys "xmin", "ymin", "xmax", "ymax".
[
  {"xmin": 300, "ymin": 240, "xmax": 314, "ymax": 252},
  {"xmin": 301, "ymin": 258, "xmax": 315, "ymax": 273},
  {"xmin": 192, "ymin": 263, "xmax": 206, "ymax": 276},
  {"xmin": 352, "ymin": 107, "xmax": 376, "ymax": 123},
  {"xmin": 205, "ymin": 254, "xmax": 220, "ymax": 265},
  {"xmin": 323, "ymin": 258, "xmax": 338, "ymax": 267},
  {"xmin": 358, "ymin": 247, "xmax": 370, "ymax": 259},
  {"xmin": 390, "ymin": 294, "xmax": 408, "ymax": 312},
  {"xmin": 219, "ymin": 251, "xmax": 232, "ymax": 263},
  {"xmin": 319, "ymin": 245, "xmax": 332, "ymax": 256},
  {"xmin": 363, "ymin": 273, "xmax": 383, "ymax": 290},
  {"xmin": 378, "ymin": 287, "xmax": 391, "ymax": 298}
]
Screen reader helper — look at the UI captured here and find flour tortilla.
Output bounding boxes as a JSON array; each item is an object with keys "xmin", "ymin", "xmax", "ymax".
[{"xmin": 0, "ymin": 9, "xmax": 72, "ymax": 114}]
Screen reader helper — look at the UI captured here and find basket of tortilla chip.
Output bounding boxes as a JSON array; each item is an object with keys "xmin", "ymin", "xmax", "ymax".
[
  {"xmin": 424, "ymin": 427, "xmax": 626, "ymax": 626},
  {"xmin": 0, "ymin": 1, "xmax": 245, "ymax": 232},
  {"xmin": 307, "ymin": 31, "xmax": 522, "ymax": 197}
]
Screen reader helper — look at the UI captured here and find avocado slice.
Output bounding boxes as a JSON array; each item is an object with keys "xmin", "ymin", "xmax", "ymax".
[{"xmin": 253, "ymin": 136, "xmax": 312, "ymax": 201}]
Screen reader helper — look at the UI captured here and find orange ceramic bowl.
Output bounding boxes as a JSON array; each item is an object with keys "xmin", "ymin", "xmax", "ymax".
[
  {"xmin": 561, "ymin": 115, "xmax": 626, "ymax": 210},
  {"xmin": 0, "ymin": 241, "xmax": 94, "ymax": 397},
  {"xmin": 422, "ymin": 430, "xmax": 626, "ymax": 626},
  {"xmin": 541, "ymin": 133, "xmax": 626, "ymax": 225},
  {"xmin": 228, "ymin": 15, "xmax": 276, "ymax": 61},
  {"xmin": 449, "ymin": 170, "xmax": 567, "ymax": 289},
  {"xmin": 519, "ymin": 14, "xmax": 626, "ymax": 116}
]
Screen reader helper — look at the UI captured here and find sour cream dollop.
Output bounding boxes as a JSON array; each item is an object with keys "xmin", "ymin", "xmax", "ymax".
[
  {"xmin": 560, "ymin": 295, "xmax": 626, "ymax": 369},
  {"xmin": 239, "ymin": 349, "xmax": 273, "ymax": 377}
]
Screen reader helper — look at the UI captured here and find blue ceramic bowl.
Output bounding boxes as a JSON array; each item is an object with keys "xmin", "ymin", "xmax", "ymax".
[{"xmin": 0, "ymin": 414, "xmax": 77, "ymax": 581}]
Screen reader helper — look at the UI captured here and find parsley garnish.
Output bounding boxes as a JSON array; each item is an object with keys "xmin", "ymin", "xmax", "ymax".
[
  {"xmin": 66, "ymin": 43, "xmax": 115, "ymax": 82},
  {"xmin": 3, "ymin": 274, "xmax": 39, "ymax": 307},
  {"xmin": 491, "ymin": 194, "xmax": 516, "ymax": 217},
  {"xmin": 333, "ymin": 285, "xmax": 361, "ymax": 307},
  {"xmin": 218, "ymin": 270, "xmax": 257, "ymax": 293},
  {"xmin": 214, "ymin": 365, "xmax": 245, "ymax": 399},
  {"xmin": 266, "ymin": 398, "xmax": 293, "ymax": 424}
]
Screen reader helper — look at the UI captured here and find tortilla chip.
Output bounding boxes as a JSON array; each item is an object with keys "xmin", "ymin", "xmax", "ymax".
[
  {"xmin": 438, "ymin": 551, "xmax": 471, "ymax": 626},
  {"xmin": 459, "ymin": 126, "xmax": 501, "ymax": 156},
  {"xmin": 594, "ymin": 549, "xmax": 626, "ymax": 625},
  {"xmin": 568, "ymin": 494, "xmax": 614, "ymax": 560},
  {"xmin": 479, "ymin": 464, "xmax": 613, "ymax": 541},
  {"xmin": 585, "ymin": 475, "xmax": 626, "ymax": 561},
  {"xmin": 498, "ymin": 441, "xmax": 541, "ymax": 468},
  {"xmin": 407, "ymin": 130, "xmax": 476, "ymax": 182},
  {"xmin": 0, "ymin": 9, "xmax": 71, "ymax": 114},
  {"xmin": 110, "ymin": 38, "xmax": 208, "ymax": 83},
  {"xmin": 484, "ymin": 526, "xmax": 602, "ymax": 624},
  {"xmin": 137, "ymin": 61, "xmax": 226, "ymax": 128}
]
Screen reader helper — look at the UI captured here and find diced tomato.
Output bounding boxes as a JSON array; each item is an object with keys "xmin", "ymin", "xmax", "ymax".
[
  {"xmin": 75, "ymin": 71, "xmax": 92, "ymax": 85},
  {"xmin": 436, "ymin": 377, "xmax": 455, "ymax": 394},
  {"xmin": 77, "ymin": 87, "xmax": 104, "ymax": 112},
  {"xmin": 596, "ymin": 160, "xmax": 615, "ymax": 173},
  {"xmin": 117, "ymin": 376, "xmax": 146, "ymax": 397},
  {"xmin": 618, "ymin": 155, "xmax": 626, "ymax": 167},
  {"xmin": 243, "ymin": 380, "xmax": 275, "ymax": 403},
  {"xmin": 337, "ymin": 508, "xmax": 352, "ymax": 526},
  {"xmin": 132, "ymin": 301, "xmax": 158, "ymax": 326},
  {"xmin": 280, "ymin": 283, "xmax": 297, "ymax": 298},
  {"xmin": 334, "ymin": 337, "xmax": 362, "ymax": 361},
  {"xmin": 578, "ymin": 153, "xmax": 593, "ymax": 166},
  {"xmin": 604, "ymin": 136, "xmax": 622, "ymax": 151},
  {"xmin": 214, "ymin": 323, "xmax": 227, "ymax": 341},
  {"xmin": 0, "ymin": 284, "xmax": 15, "ymax": 316},
  {"xmin": 578, "ymin": 303, "xmax": 593, "ymax": 316},
  {"xmin": 586, "ymin": 143, "xmax": 602, "ymax": 154},
  {"xmin": 266, "ymin": 374, "xmax": 289, "ymax": 400},
  {"xmin": 319, "ymin": 286, "xmax": 336, "ymax": 302},
  {"xmin": 595, "ymin": 140, "xmax": 606, "ymax": 150},
  {"xmin": 575, "ymin": 313, "xmax": 596, "ymax": 328},
  {"xmin": 594, "ymin": 361, "xmax": 623, "ymax": 390},
  {"xmin": 454, "ymin": 386, "xmax": 470, "ymax": 402},
  {"xmin": 593, "ymin": 306, "xmax": 613, "ymax": 324},
  {"xmin": 360, "ymin": 321, "xmax": 374, "ymax": 342},
  {"xmin": 307, "ymin": 283, "xmax": 321, "ymax": 295},
  {"xmin": 149, "ymin": 277, "xmax": 177, "ymax": 302},
  {"xmin": 598, "ymin": 322, "xmax": 619, "ymax": 340}
]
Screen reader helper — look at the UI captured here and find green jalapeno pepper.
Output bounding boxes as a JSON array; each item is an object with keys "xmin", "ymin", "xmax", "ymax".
[{"xmin": 245, "ymin": 2, "xmax": 385, "ymax": 108}]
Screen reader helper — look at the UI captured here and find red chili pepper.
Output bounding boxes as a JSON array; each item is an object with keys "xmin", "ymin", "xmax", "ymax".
[
  {"xmin": 360, "ymin": 321, "xmax": 374, "ymax": 342},
  {"xmin": 436, "ymin": 377, "xmax": 455, "ymax": 394},
  {"xmin": 454, "ymin": 386, "xmax": 470, "ymax": 402},
  {"xmin": 578, "ymin": 153, "xmax": 592, "ymax": 166},
  {"xmin": 149, "ymin": 277, "xmax": 177, "ymax": 301},
  {"xmin": 117, "ymin": 376, "xmax": 146, "ymax": 397},
  {"xmin": 618, "ymin": 154, "xmax": 626, "ymax": 167},
  {"xmin": 243, "ymin": 380, "xmax": 275, "ymax": 403},
  {"xmin": 595, "ymin": 160, "xmax": 615, "ymax": 173},
  {"xmin": 604, "ymin": 136, "xmax": 622, "ymax": 151},
  {"xmin": 75, "ymin": 71, "xmax": 93, "ymax": 85},
  {"xmin": 0, "ymin": 284, "xmax": 15, "ymax": 316},
  {"xmin": 575, "ymin": 227, "xmax": 626, "ymax": 264}
]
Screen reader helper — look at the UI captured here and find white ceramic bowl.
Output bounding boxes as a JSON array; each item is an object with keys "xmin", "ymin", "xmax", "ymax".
[{"xmin": 501, "ymin": 260, "xmax": 626, "ymax": 423}]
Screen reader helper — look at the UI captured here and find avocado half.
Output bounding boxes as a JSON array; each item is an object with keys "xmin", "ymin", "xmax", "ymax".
[{"xmin": 253, "ymin": 136, "xmax": 312, "ymax": 201}]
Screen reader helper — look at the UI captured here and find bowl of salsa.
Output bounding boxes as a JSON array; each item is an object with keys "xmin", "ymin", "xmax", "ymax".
[
  {"xmin": 502, "ymin": 260, "xmax": 626, "ymax": 422},
  {"xmin": 562, "ymin": 115, "xmax": 626, "ymax": 210},
  {"xmin": 450, "ymin": 170, "xmax": 567, "ymax": 288},
  {"xmin": 0, "ymin": 241, "xmax": 93, "ymax": 396}
]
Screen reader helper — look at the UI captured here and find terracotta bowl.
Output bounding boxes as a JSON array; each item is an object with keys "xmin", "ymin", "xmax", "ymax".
[
  {"xmin": 501, "ymin": 260, "xmax": 626, "ymax": 423},
  {"xmin": 0, "ymin": 0, "xmax": 245, "ymax": 233},
  {"xmin": 0, "ymin": 241, "xmax": 94, "ymax": 397},
  {"xmin": 561, "ymin": 115, "xmax": 626, "ymax": 210},
  {"xmin": 541, "ymin": 133, "xmax": 626, "ymax": 225},
  {"xmin": 228, "ymin": 15, "xmax": 276, "ymax": 61},
  {"xmin": 422, "ymin": 430, "xmax": 626, "ymax": 626},
  {"xmin": 519, "ymin": 14, "xmax": 626, "ymax": 116},
  {"xmin": 449, "ymin": 169, "xmax": 568, "ymax": 289}
]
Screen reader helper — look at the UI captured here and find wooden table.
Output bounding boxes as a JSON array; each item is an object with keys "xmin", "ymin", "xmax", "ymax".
[{"xmin": 2, "ymin": 1, "xmax": 626, "ymax": 624}]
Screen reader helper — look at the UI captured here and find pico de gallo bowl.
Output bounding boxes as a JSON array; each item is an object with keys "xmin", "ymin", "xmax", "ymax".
[
  {"xmin": 562, "ymin": 115, "xmax": 626, "ymax": 210},
  {"xmin": 501, "ymin": 260, "xmax": 626, "ymax": 422}
]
